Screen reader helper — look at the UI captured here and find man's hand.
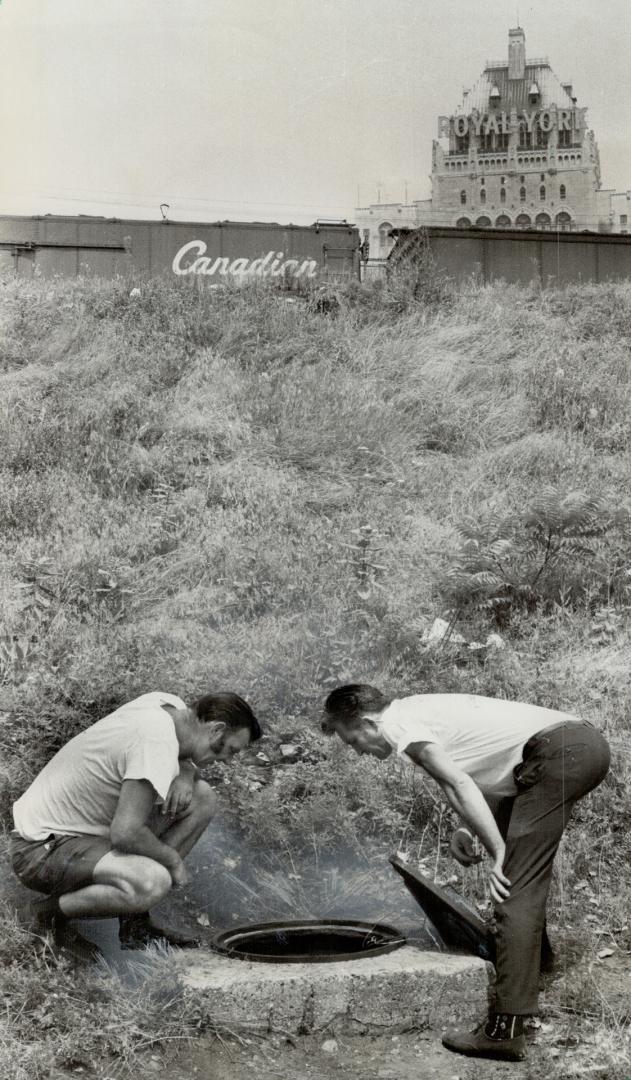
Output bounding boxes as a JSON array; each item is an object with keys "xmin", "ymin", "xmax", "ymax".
[
  {"xmin": 449, "ymin": 829, "xmax": 510, "ymax": 902},
  {"xmin": 488, "ymin": 855, "xmax": 511, "ymax": 904},
  {"xmin": 450, "ymin": 827, "xmax": 483, "ymax": 866},
  {"xmin": 168, "ymin": 856, "xmax": 191, "ymax": 888},
  {"xmin": 163, "ymin": 774, "xmax": 194, "ymax": 817}
]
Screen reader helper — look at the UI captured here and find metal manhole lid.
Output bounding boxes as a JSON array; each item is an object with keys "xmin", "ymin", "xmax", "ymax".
[{"xmin": 389, "ymin": 853, "xmax": 495, "ymax": 962}]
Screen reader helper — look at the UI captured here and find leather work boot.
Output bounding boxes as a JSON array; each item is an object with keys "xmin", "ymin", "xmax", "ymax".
[
  {"xmin": 31, "ymin": 911, "xmax": 103, "ymax": 965},
  {"xmin": 118, "ymin": 913, "xmax": 200, "ymax": 950},
  {"xmin": 442, "ymin": 1014, "xmax": 527, "ymax": 1061}
]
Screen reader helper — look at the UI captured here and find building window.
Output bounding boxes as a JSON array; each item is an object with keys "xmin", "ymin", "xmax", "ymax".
[
  {"xmin": 558, "ymin": 129, "xmax": 571, "ymax": 148},
  {"xmin": 520, "ymin": 175, "xmax": 525, "ymax": 183},
  {"xmin": 560, "ymin": 184, "xmax": 566, "ymax": 200},
  {"xmin": 540, "ymin": 185, "xmax": 546, "ymax": 201},
  {"xmin": 556, "ymin": 211, "xmax": 572, "ymax": 232},
  {"xmin": 496, "ymin": 215, "xmax": 511, "ymax": 228},
  {"xmin": 456, "ymin": 134, "xmax": 469, "ymax": 154},
  {"xmin": 500, "ymin": 187, "xmax": 506, "ymax": 204},
  {"xmin": 480, "ymin": 188, "xmax": 486, "ymax": 205},
  {"xmin": 378, "ymin": 222, "xmax": 394, "ymax": 254},
  {"xmin": 516, "ymin": 213, "xmax": 532, "ymax": 229},
  {"xmin": 535, "ymin": 212, "xmax": 551, "ymax": 230},
  {"xmin": 476, "ymin": 216, "xmax": 491, "ymax": 227},
  {"xmin": 460, "ymin": 190, "xmax": 467, "ymax": 205},
  {"xmin": 497, "ymin": 133, "xmax": 509, "ymax": 151},
  {"xmin": 520, "ymin": 186, "xmax": 526, "ymax": 202},
  {"xmin": 519, "ymin": 125, "xmax": 532, "ymax": 149},
  {"xmin": 620, "ymin": 214, "xmax": 628, "ymax": 225},
  {"xmin": 456, "ymin": 217, "xmax": 472, "ymax": 228}
]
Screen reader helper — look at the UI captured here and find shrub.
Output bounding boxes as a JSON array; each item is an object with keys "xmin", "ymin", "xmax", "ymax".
[{"xmin": 438, "ymin": 487, "xmax": 631, "ymax": 626}]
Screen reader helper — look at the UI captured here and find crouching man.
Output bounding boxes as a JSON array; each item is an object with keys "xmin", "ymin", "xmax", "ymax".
[
  {"xmin": 321, "ymin": 684, "xmax": 610, "ymax": 1063},
  {"xmin": 10, "ymin": 690, "xmax": 261, "ymax": 961}
]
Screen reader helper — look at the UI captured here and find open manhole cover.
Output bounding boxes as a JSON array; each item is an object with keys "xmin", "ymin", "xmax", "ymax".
[
  {"xmin": 389, "ymin": 853, "xmax": 496, "ymax": 962},
  {"xmin": 211, "ymin": 919, "xmax": 406, "ymax": 963}
]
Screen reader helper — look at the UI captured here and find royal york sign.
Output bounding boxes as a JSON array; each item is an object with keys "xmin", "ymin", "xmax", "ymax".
[
  {"xmin": 172, "ymin": 240, "xmax": 318, "ymax": 279},
  {"xmin": 437, "ymin": 107, "xmax": 587, "ymax": 139}
]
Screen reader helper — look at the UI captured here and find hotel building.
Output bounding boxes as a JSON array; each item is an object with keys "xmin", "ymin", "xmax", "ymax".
[{"xmin": 357, "ymin": 28, "xmax": 625, "ymax": 257}]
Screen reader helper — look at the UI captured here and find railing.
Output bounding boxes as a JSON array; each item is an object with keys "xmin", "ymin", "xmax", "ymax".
[{"xmin": 360, "ymin": 258, "xmax": 387, "ymax": 282}]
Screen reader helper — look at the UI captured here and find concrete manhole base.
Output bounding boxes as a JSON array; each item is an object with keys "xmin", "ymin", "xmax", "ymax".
[{"xmin": 177, "ymin": 947, "xmax": 490, "ymax": 1034}]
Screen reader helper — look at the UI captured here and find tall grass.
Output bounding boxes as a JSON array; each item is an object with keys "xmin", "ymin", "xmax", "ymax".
[{"xmin": 1, "ymin": 269, "xmax": 630, "ymax": 1074}]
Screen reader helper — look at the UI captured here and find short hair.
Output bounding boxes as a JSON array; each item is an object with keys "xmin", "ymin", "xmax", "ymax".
[
  {"xmin": 321, "ymin": 683, "xmax": 390, "ymax": 734},
  {"xmin": 193, "ymin": 693, "xmax": 261, "ymax": 742}
]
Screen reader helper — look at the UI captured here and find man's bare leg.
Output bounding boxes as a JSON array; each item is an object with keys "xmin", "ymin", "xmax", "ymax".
[
  {"xmin": 28, "ymin": 853, "xmax": 172, "ymax": 963},
  {"xmin": 34, "ymin": 780, "xmax": 216, "ymax": 955},
  {"xmin": 116, "ymin": 780, "xmax": 216, "ymax": 948},
  {"xmin": 56, "ymin": 780, "xmax": 216, "ymax": 919},
  {"xmin": 58, "ymin": 853, "xmax": 173, "ymax": 919},
  {"xmin": 155, "ymin": 780, "xmax": 217, "ymax": 858}
]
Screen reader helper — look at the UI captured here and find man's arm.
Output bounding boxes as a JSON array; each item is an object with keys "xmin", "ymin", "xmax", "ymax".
[
  {"xmin": 451, "ymin": 790, "xmax": 503, "ymax": 864},
  {"xmin": 404, "ymin": 741, "xmax": 511, "ymax": 903},
  {"xmin": 110, "ymin": 779, "xmax": 187, "ymax": 884},
  {"xmin": 162, "ymin": 760, "xmax": 197, "ymax": 816}
]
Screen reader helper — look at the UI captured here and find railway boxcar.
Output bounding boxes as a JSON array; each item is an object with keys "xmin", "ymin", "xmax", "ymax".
[
  {"xmin": 0, "ymin": 215, "xmax": 360, "ymax": 282},
  {"xmin": 388, "ymin": 224, "xmax": 631, "ymax": 287}
]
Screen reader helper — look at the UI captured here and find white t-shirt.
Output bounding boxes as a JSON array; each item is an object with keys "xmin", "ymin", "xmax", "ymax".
[
  {"xmin": 376, "ymin": 694, "xmax": 581, "ymax": 797},
  {"xmin": 13, "ymin": 692, "xmax": 184, "ymax": 841}
]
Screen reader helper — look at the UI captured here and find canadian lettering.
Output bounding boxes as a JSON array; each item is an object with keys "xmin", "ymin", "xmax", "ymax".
[{"xmin": 172, "ymin": 241, "xmax": 319, "ymax": 278}]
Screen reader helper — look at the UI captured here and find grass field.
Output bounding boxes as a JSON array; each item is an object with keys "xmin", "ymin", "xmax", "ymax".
[{"xmin": 1, "ymin": 266, "xmax": 630, "ymax": 1078}]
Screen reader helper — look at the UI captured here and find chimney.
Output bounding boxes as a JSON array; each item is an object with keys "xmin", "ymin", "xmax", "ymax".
[{"xmin": 508, "ymin": 27, "xmax": 526, "ymax": 80}]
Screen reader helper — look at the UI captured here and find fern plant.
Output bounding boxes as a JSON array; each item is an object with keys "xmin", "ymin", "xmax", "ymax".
[{"xmin": 440, "ymin": 487, "xmax": 630, "ymax": 627}]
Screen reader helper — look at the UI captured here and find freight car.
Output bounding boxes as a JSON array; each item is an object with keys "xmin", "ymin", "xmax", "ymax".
[
  {"xmin": 388, "ymin": 224, "xmax": 631, "ymax": 287},
  {"xmin": 0, "ymin": 214, "xmax": 360, "ymax": 282}
]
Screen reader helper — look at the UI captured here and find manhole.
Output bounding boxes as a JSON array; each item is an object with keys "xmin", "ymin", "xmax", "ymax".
[{"xmin": 211, "ymin": 919, "xmax": 406, "ymax": 963}]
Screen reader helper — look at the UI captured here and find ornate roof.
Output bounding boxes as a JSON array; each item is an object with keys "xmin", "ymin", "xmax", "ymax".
[{"xmin": 456, "ymin": 63, "xmax": 576, "ymax": 116}]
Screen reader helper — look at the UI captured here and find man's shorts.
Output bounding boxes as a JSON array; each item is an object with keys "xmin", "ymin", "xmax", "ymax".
[{"xmin": 9, "ymin": 832, "xmax": 112, "ymax": 897}]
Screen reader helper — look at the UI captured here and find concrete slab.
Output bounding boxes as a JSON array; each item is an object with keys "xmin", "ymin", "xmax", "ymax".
[{"xmin": 177, "ymin": 946, "xmax": 490, "ymax": 1034}]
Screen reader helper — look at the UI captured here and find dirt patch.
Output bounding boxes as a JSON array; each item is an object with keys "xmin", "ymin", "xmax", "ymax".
[
  {"xmin": 160, "ymin": 1030, "xmax": 528, "ymax": 1080},
  {"xmin": 116, "ymin": 1002, "xmax": 631, "ymax": 1080}
]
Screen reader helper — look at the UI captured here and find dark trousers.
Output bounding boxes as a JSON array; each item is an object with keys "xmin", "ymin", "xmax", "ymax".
[{"xmin": 491, "ymin": 720, "xmax": 610, "ymax": 1015}]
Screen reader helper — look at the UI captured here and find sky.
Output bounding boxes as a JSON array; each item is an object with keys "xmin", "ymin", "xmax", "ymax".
[{"xmin": 0, "ymin": 0, "xmax": 629, "ymax": 225}]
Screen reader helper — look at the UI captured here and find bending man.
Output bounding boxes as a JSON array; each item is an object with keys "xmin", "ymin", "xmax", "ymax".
[
  {"xmin": 321, "ymin": 684, "xmax": 609, "ymax": 1063},
  {"xmin": 11, "ymin": 690, "xmax": 261, "ymax": 960}
]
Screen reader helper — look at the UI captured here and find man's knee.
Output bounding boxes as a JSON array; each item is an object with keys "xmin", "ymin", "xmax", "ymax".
[
  {"xmin": 96, "ymin": 856, "xmax": 173, "ymax": 912},
  {"xmin": 191, "ymin": 780, "xmax": 217, "ymax": 823},
  {"xmin": 130, "ymin": 861, "xmax": 172, "ymax": 910}
]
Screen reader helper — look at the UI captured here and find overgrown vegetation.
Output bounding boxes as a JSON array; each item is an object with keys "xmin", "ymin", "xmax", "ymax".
[
  {"xmin": 1, "ymin": 268, "xmax": 630, "ymax": 1077},
  {"xmin": 441, "ymin": 488, "xmax": 630, "ymax": 626}
]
